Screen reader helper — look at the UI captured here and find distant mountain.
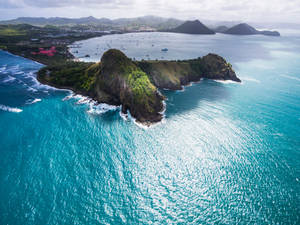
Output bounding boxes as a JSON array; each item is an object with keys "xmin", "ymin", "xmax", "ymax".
[
  {"xmin": 223, "ymin": 23, "xmax": 280, "ymax": 36},
  {"xmin": 0, "ymin": 16, "xmax": 283, "ymax": 36},
  {"xmin": 166, "ymin": 20, "xmax": 215, "ymax": 34},
  {"xmin": 213, "ymin": 25, "xmax": 229, "ymax": 33},
  {"xmin": 0, "ymin": 16, "xmax": 183, "ymax": 30},
  {"xmin": 0, "ymin": 16, "xmax": 113, "ymax": 26}
]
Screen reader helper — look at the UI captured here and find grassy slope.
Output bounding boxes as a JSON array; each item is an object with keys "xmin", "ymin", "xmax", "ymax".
[
  {"xmin": 137, "ymin": 59, "xmax": 204, "ymax": 90},
  {"xmin": 37, "ymin": 62, "xmax": 95, "ymax": 94}
]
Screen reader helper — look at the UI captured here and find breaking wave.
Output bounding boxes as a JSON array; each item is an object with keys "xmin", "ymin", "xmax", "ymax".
[{"xmin": 0, "ymin": 104, "xmax": 22, "ymax": 113}]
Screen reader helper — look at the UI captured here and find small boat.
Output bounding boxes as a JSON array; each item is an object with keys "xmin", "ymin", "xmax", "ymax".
[{"xmin": 161, "ymin": 48, "xmax": 168, "ymax": 52}]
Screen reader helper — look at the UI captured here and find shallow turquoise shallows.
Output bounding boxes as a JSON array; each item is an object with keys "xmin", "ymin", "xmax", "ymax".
[{"xmin": 0, "ymin": 33, "xmax": 300, "ymax": 224}]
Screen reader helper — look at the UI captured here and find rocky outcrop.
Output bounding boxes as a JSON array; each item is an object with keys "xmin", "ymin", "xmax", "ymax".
[{"xmin": 201, "ymin": 54, "xmax": 241, "ymax": 82}]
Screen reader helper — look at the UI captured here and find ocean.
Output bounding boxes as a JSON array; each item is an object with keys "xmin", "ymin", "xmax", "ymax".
[{"xmin": 0, "ymin": 32, "xmax": 299, "ymax": 224}]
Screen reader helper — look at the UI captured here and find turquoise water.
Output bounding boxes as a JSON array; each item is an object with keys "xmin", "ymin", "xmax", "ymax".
[{"xmin": 1, "ymin": 33, "xmax": 300, "ymax": 224}]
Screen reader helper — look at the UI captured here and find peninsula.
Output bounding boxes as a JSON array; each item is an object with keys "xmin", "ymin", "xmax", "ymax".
[
  {"xmin": 38, "ymin": 49, "xmax": 240, "ymax": 125},
  {"xmin": 220, "ymin": 23, "xmax": 280, "ymax": 36}
]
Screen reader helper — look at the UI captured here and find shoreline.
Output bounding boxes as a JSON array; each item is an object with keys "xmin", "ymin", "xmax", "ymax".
[{"xmin": 1, "ymin": 34, "xmax": 241, "ymax": 128}]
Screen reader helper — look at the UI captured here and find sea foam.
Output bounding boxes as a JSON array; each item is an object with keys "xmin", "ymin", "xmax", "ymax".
[
  {"xmin": 0, "ymin": 104, "xmax": 22, "ymax": 113},
  {"xmin": 26, "ymin": 98, "xmax": 42, "ymax": 105},
  {"xmin": 280, "ymin": 74, "xmax": 300, "ymax": 82},
  {"xmin": 87, "ymin": 102, "xmax": 120, "ymax": 115},
  {"xmin": 2, "ymin": 76, "xmax": 16, "ymax": 83}
]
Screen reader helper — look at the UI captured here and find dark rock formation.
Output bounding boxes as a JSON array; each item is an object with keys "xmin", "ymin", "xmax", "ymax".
[
  {"xmin": 165, "ymin": 20, "xmax": 215, "ymax": 35},
  {"xmin": 223, "ymin": 23, "xmax": 280, "ymax": 36}
]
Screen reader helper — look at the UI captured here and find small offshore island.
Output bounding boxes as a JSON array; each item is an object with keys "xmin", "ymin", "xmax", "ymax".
[{"xmin": 38, "ymin": 49, "xmax": 241, "ymax": 125}]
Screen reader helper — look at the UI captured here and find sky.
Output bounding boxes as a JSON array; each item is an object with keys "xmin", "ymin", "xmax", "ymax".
[{"xmin": 0, "ymin": 0, "xmax": 299, "ymax": 23}]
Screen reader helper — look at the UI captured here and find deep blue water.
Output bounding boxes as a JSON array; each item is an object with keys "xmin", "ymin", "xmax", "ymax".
[{"xmin": 1, "ymin": 33, "xmax": 300, "ymax": 224}]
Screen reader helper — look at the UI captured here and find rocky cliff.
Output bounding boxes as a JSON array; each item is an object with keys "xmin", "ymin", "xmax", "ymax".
[{"xmin": 137, "ymin": 53, "xmax": 240, "ymax": 90}]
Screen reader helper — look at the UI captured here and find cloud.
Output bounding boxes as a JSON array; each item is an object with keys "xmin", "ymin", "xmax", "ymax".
[
  {"xmin": 0, "ymin": 0, "xmax": 299, "ymax": 23},
  {"xmin": 22, "ymin": 0, "xmax": 134, "ymax": 8},
  {"xmin": 0, "ymin": 0, "xmax": 24, "ymax": 8}
]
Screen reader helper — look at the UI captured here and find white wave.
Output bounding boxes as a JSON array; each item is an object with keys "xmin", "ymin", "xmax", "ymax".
[
  {"xmin": 213, "ymin": 79, "xmax": 240, "ymax": 84},
  {"xmin": 6, "ymin": 65, "xmax": 20, "ymax": 74},
  {"xmin": 26, "ymin": 98, "xmax": 41, "ymax": 105},
  {"xmin": 176, "ymin": 86, "xmax": 185, "ymax": 93},
  {"xmin": 241, "ymin": 77, "xmax": 261, "ymax": 83},
  {"xmin": 127, "ymin": 111, "xmax": 166, "ymax": 130},
  {"xmin": 22, "ymin": 70, "xmax": 61, "ymax": 92},
  {"xmin": 160, "ymin": 100, "xmax": 167, "ymax": 115},
  {"xmin": 2, "ymin": 75, "xmax": 16, "ymax": 83},
  {"xmin": 126, "ymin": 111, "xmax": 150, "ymax": 129},
  {"xmin": 125, "ymin": 100, "xmax": 167, "ymax": 129},
  {"xmin": 280, "ymin": 74, "xmax": 300, "ymax": 82},
  {"xmin": 62, "ymin": 93, "xmax": 75, "ymax": 101},
  {"xmin": 0, "ymin": 104, "xmax": 22, "ymax": 113},
  {"xmin": 27, "ymin": 87, "xmax": 38, "ymax": 92},
  {"xmin": 119, "ymin": 110, "xmax": 129, "ymax": 121},
  {"xmin": 87, "ymin": 103, "xmax": 120, "ymax": 115},
  {"xmin": 0, "ymin": 65, "xmax": 7, "ymax": 73},
  {"xmin": 76, "ymin": 96, "xmax": 92, "ymax": 105},
  {"xmin": 14, "ymin": 71, "xmax": 24, "ymax": 75},
  {"xmin": 273, "ymin": 133, "xmax": 284, "ymax": 137}
]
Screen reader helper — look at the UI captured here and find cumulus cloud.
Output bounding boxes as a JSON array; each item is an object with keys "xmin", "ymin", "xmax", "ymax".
[
  {"xmin": 0, "ymin": 0, "xmax": 299, "ymax": 23},
  {"xmin": 0, "ymin": 0, "xmax": 134, "ymax": 8},
  {"xmin": 0, "ymin": 0, "xmax": 24, "ymax": 8}
]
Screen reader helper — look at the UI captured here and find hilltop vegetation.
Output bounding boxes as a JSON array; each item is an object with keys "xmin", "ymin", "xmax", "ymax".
[
  {"xmin": 0, "ymin": 16, "xmax": 183, "ymax": 31},
  {"xmin": 37, "ymin": 62, "xmax": 95, "ymax": 93}
]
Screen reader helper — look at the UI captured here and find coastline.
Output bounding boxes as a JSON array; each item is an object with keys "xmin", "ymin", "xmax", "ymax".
[{"xmin": 1, "ymin": 33, "xmax": 241, "ymax": 128}]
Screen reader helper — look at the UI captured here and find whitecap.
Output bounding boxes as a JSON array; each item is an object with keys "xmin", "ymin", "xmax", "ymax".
[
  {"xmin": 62, "ymin": 93, "xmax": 75, "ymax": 101},
  {"xmin": 273, "ymin": 133, "xmax": 284, "ymax": 137},
  {"xmin": 2, "ymin": 76, "xmax": 16, "ymax": 83},
  {"xmin": 241, "ymin": 77, "xmax": 261, "ymax": 83},
  {"xmin": 14, "ymin": 71, "xmax": 24, "ymax": 75},
  {"xmin": 26, "ymin": 98, "xmax": 41, "ymax": 105},
  {"xmin": 27, "ymin": 87, "xmax": 38, "ymax": 92},
  {"xmin": 87, "ymin": 103, "xmax": 119, "ymax": 115},
  {"xmin": 119, "ymin": 110, "xmax": 129, "ymax": 121},
  {"xmin": 6, "ymin": 65, "xmax": 20, "ymax": 73},
  {"xmin": 76, "ymin": 96, "xmax": 91, "ymax": 105},
  {"xmin": 0, "ymin": 104, "xmax": 22, "ymax": 113},
  {"xmin": 213, "ymin": 79, "xmax": 240, "ymax": 84},
  {"xmin": 0, "ymin": 65, "xmax": 7, "ymax": 73},
  {"xmin": 280, "ymin": 74, "xmax": 300, "ymax": 82},
  {"xmin": 23, "ymin": 70, "xmax": 60, "ymax": 92},
  {"xmin": 125, "ymin": 100, "xmax": 167, "ymax": 129}
]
